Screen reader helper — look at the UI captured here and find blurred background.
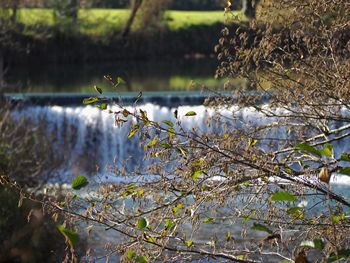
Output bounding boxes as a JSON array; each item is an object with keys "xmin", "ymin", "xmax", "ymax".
[
  {"xmin": 0, "ymin": 0, "xmax": 246, "ymax": 94},
  {"xmin": 0, "ymin": 1, "xmax": 246, "ymax": 262}
]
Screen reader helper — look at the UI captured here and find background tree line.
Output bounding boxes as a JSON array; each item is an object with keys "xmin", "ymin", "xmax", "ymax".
[{"xmin": 0, "ymin": 0, "xmax": 239, "ymax": 10}]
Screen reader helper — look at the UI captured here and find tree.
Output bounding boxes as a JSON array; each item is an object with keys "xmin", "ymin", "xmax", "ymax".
[
  {"xmin": 0, "ymin": 49, "xmax": 5, "ymax": 91},
  {"xmin": 3, "ymin": 0, "xmax": 350, "ymax": 262},
  {"xmin": 135, "ymin": 0, "xmax": 170, "ymax": 33},
  {"xmin": 241, "ymin": 0, "xmax": 261, "ymax": 20},
  {"xmin": 0, "ymin": 0, "xmax": 20, "ymax": 24},
  {"xmin": 121, "ymin": 0, "xmax": 170, "ymax": 37},
  {"xmin": 51, "ymin": 0, "xmax": 79, "ymax": 28},
  {"xmin": 62, "ymin": 0, "xmax": 350, "ymax": 259},
  {"xmin": 121, "ymin": 0, "xmax": 143, "ymax": 38}
]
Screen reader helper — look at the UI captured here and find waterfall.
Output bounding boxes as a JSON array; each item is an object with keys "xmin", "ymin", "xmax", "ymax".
[
  {"xmin": 12, "ymin": 103, "xmax": 214, "ymax": 182},
  {"xmin": 12, "ymin": 100, "xmax": 350, "ymax": 187}
]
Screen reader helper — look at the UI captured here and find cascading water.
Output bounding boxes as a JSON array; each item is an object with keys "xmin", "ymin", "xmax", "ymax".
[
  {"xmin": 9, "ymin": 95, "xmax": 350, "ymax": 262},
  {"xmin": 12, "ymin": 103, "xmax": 214, "ymax": 183},
  {"xmin": 11, "ymin": 96, "xmax": 350, "ymax": 188}
]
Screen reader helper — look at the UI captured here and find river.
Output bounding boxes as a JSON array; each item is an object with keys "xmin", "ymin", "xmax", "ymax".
[{"xmin": 4, "ymin": 59, "xmax": 350, "ymax": 262}]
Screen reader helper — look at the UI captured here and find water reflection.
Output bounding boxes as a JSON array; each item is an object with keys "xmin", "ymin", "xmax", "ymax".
[{"xmin": 5, "ymin": 58, "xmax": 227, "ymax": 93}]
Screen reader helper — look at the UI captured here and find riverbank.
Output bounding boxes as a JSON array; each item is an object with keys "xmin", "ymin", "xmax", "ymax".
[
  {"xmin": 4, "ymin": 22, "xmax": 227, "ymax": 64},
  {"xmin": 1, "ymin": 9, "xmax": 245, "ymax": 65}
]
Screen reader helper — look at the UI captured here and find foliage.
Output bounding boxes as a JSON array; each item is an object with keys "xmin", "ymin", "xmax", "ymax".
[
  {"xmin": 0, "ymin": 0, "xmax": 20, "ymax": 23},
  {"xmin": 3, "ymin": 0, "xmax": 350, "ymax": 262},
  {"xmin": 61, "ymin": 0, "xmax": 348, "ymax": 261},
  {"xmin": 51, "ymin": 0, "xmax": 79, "ymax": 29},
  {"xmin": 0, "ymin": 101, "xmax": 88, "ymax": 261},
  {"xmin": 0, "ymin": 102, "xmax": 63, "ymax": 185},
  {"xmin": 0, "ymin": 184, "xmax": 68, "ymax": 263},
  {"xmin": 0, "ymin": 102, "xmax": 70, "ymax": 261}
]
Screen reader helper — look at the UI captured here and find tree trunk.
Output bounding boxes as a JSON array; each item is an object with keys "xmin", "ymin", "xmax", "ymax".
[
  {"xmin": 69, "ymin": 0, "xmax": 78, "ymax": 25},
  {"xmin": 242, "ymin": 0, "xmax": 260, "ymax": 20},
  {"xmin": 10, "ymin": 0, "xmax": 19, "ymax": 24},
  {"xmin": 0, "ymin": 50, "xmax": 5, "ymax": 92},
  {"xmin": 121, "ymin": 0, "xmax": 143, "ymax": 38}
]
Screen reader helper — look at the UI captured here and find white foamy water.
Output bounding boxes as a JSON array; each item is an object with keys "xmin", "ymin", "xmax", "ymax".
[{"xmin": 12, "ymin": 102, "xmax": 350, "ymax": 188}]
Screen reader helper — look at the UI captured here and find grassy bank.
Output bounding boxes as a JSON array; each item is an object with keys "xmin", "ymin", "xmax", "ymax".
[
  {"xmin": 14, "ymin": 8, "xmax": 242, "ymax": 37},
  {"xmin": 1, "ymin": 9, "xmax": 247, "ymax": 64}
]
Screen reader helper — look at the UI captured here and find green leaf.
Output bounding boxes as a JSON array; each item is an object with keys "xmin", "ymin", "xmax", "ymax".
[
  {"xmin": 136, "ymin": 189, "xmax": 144, "ymax": 198},
  {"xmin": 123, "ymin": 184, "xmax": 134, "ymax": 197},
  {"xmin": 193, "ymin": 159, "xmax": 204, "ymax": 167},
  {"xmin": 176, "ymin": 203, "xmax": 183, "ymax": 209},
  {"xmin": 226, "ymin": 231, "xmax": 231, "ymax": 241},
  {"xmin": 165, "ymin": 219, "xmax": 175, "ymax": 230},
  {"xmin": 137, "ymin": 217, "xmax": 148, "ymax": 230},
  {"xmin": 144, "ymin": 233, "xmax": 155, "ymax": 243},
  {"xmin": 140, "ymin": 109, "xmax": 148, "ymax": 119},
  {"xmin": 248, "ymin": 138, "xmax": 257, "ymax": 147},
  {"xmin": 328, "ymin": 249, "xmax": 350, "ymax": 262},
  {"xmin": 271, "ymin": 191, "xmax": 297, "ymax": 202},
  {"xmin": 162, "ymin": 120, "xmax": 174, "ymax": 127},
  {"xmin": 191, "ymin": 170, "xmax": 205, "ymax": 179},
  {"xmin": 172, "ymin": 203, "xmax": 183, "ymax": 214},
  {"xmin": 147, "ymin": 137, "xmax": 158, "ymax": 148},
  {"xmin": 71, "ymin": 175, "xmax": 88, "ymax": 190},
  {"xmin": 185, "ymin": 240, "xmax": 193, "ymax": 247},
  {"xmin": 340, "ymin": 153, "xmax": 350, "ymax": 162},
  {"xmin": 135, "ymin": 256, "xmax": 148, "ymax": 263},
  {"xmin": 314, "ymin": 239, "xmax": 325, "ymax": 250},
  {"xmin": 117, "ymin": 77, "xmax": 126, "ymax": 85},
  {"xmin": 203, "ymin": 217, "xmax": 215, "ymax": 223},
  {"xmin": 331, "ymin": 212, "xmax": 347, "ymax": 223},
  {"xmin": 320, "ymin": 144, "xmax": 333, "ymax": 158},
  {"xmin": 242, "ymin": 215, "xmax": 250, "ymax": 222},
  {"xmin": 185, "ymin": 111, "xmax": 197, "ymax": 116},
  {"xmin": 127, "ymin": 250, "xmax": 136, "ymax": 260},
  {"xmin": 101, "ymin": 103, "xmax": 107, "ymax": 110},
  {"xmin": 296, "ymin": 143, "xmax": 321, "ymax": 157},
  {"xmin": 338, "ymin": 167, "xmax": 350, "ymax": 176},
  {"xmin": 94, "ymin": 85, "xmax": 103, "ymax": 94},
  {"xmin": 167, "ymin": 128, "xmax": 176, "ymax": 136},
  {"xmin": 252, "ymin": 223, "xmax": 272, "ymax": 234},
  {"xmin": 128, "ymin": 125, "xmax": 140, "ymax": 139},
  {"xmin": 161, "ymin": 143, "xmax": 172, "ymax": 149},
  {"xmin": 172, "ymin": 207, "xmax": 178, "ymax": 214},
  {"xmin": 287, "ymin": 207, "xmax": 304, "ymax": 219},
  {"xmin": 57, "ymin": 225, "xmax": 79, "ymax": 247},
  {"xmin": 83, "ymin": 97, "xmax": 100, "ymax": 105}
]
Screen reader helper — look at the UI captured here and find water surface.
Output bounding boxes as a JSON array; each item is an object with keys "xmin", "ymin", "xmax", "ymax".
[{"xmin": 5, "ymin": 58, "xmax": 227, "ymax": 93}]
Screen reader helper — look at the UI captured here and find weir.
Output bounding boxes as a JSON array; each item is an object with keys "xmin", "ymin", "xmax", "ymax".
[
  {"xmin": 5, "ymin": 92, "xmax": 208, "ymax": 107},
  {"xmin": 8, "ymin": 92, "xmax": 350, "ymax": 187},
  {"xmin": 12, "ymin": 103, "xmax": 215, "ymax": 182},
  {"xmin": 7, "ymin": 93, "xmax": 350, "ymax": 261}
]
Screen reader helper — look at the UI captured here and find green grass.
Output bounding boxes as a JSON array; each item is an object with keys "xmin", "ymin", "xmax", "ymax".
[
  {"xmin": 17, "ymin": 8, "xmax": 54, "ymax": 25},
  {"xmin": 78, "ymin": 9, "xmax": 130, "ymax": 36},
  {"xmin": 165, "ymin": 10, "xmax": 241, "ymax": 30},
  {"xmin": 13, "ymin": 8, "xmax": 242, "ymax": 37}
]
